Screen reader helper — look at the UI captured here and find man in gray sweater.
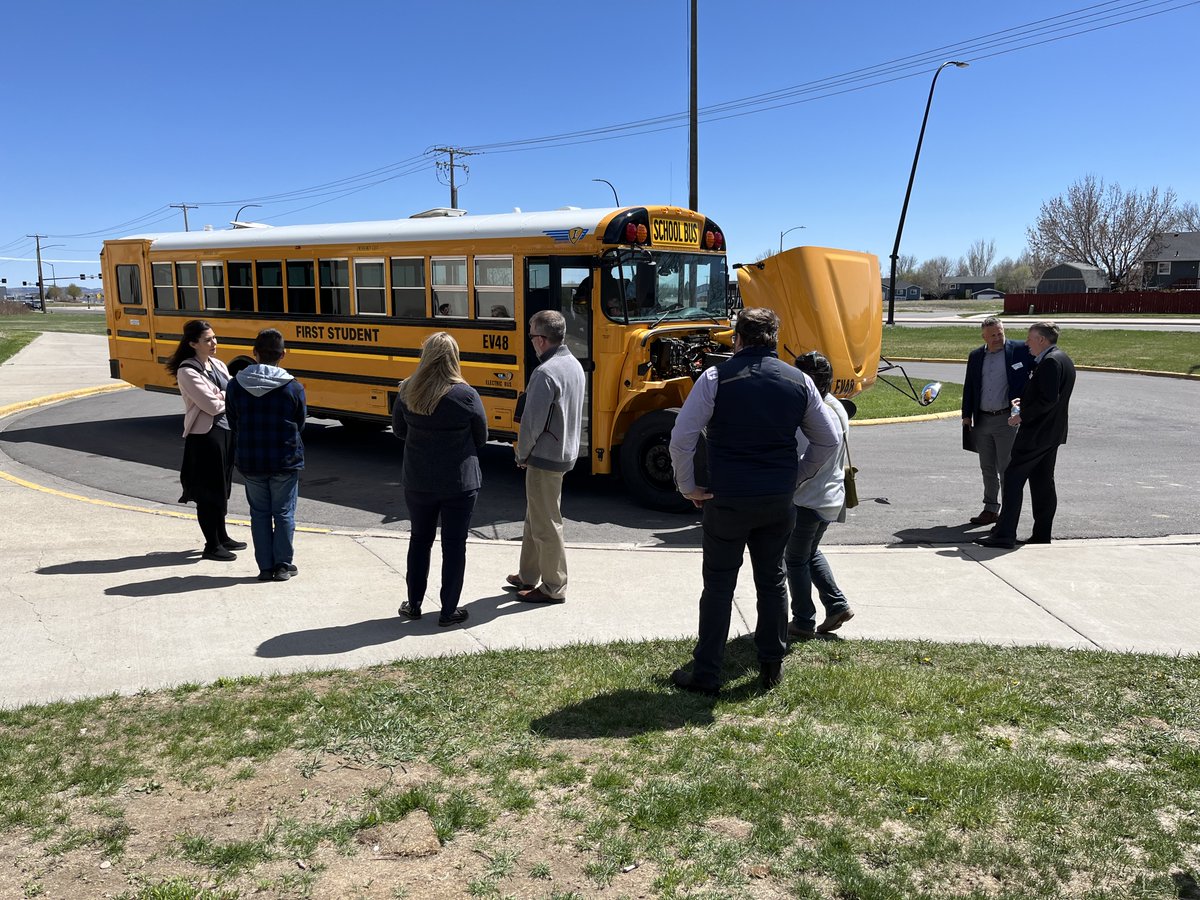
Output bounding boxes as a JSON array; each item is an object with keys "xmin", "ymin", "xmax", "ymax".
[{"xmin": 507, "ymin": 310, "xmax": 585, "ymax": 604}]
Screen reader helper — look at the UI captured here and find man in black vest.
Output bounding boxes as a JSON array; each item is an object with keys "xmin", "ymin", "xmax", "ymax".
[
  {"xmin": 668, "ymin": 308, "xmax": 840, "ymax": 694},
  {"xmin": 976, "ymin": 321, "xmax": 1076, "ymax": 549}
]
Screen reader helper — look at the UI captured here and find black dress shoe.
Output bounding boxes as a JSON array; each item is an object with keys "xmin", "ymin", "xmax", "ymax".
[
  {"xmin": 760, "ymin": 660, "xmax": 783, "ymax": 690},
  {"xmin": 1025, "ymin": 537, "xmax": 1051, "ymax": 545},
  {"xmin": 202, "ymin": 547, "xmax": 237, "ymax": 561},
  {"xmin": 670, "ymin": 668, "xmax": 719, "ymax": 697},
  {"xmin": 974, "ymin": 534, "xmax": 1016, "ymax": 549},
  {"xmin": 221, "ymin": 539, "xmax": 248, "ymax": 551}
]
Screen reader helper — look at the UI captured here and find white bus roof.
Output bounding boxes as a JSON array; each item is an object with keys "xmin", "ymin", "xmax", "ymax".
[{"xmin": 125, "ymin": 207, "xmax": 624, "ymax": 251}]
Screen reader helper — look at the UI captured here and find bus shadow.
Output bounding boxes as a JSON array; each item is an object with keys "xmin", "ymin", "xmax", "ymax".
[{"xmin": 0, "ymin": 392, "xmax": 699, "ymax": 541}]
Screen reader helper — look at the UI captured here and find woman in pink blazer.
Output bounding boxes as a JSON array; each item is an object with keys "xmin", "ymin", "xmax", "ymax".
[{"xmin": 164, "ymin": 319, "xmax": 246, "ymax": 561}]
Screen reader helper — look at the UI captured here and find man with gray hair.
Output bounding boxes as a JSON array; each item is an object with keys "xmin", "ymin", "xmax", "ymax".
[
  {"xmin": 507, "ymin": 309, "xmax": 585, "ymax": 604},
  {"xmin": 976, "ymin": 321, "xmax": 1075, "ymax": 549},
  {"xmin": 961, "ymin": 316, "xmax": 1034, "ymax": 525}
]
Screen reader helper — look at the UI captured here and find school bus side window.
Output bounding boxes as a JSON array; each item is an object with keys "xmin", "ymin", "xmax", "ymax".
[
  {"xmin": 355, "ymin": 258, "xmax": 386, "ymax": 316},
  {"xmin": 151, "ymin": 263, "xmax": 173, "ymax": 309},
  {"xmin": 257, "ymin": 261, "xmax": 284, "ymax": 313},
  {"xmin": 228, "ymin": 261, "xmax": 253, "ymax": 311},
  {"xmin": 176, "ymin": 263, "xmax": 200, "ymax": 310},
  {"xmin": 475, "ymin": 256, "xmax": 513, "ymax": 319},
  {"xmin": 391, "ymin": 257, "xmax": 425, "ymax": 318},
  {"xmin": 319, "ymin": 259, "xmax": 350, "ymax": 315},
  {"xmin": 432, "ymin": 256, "xmax": 467, "ymax": 317},
  {"xmin": 287, "ymin": 260, "xmax": 315, "ymax": 314},
  {"xmin": 202, "ymin": 262, "xmax": 226, "ymax": 310},
  {"xmin": 117, "ymin": 264, "xmax": 142, "ymax": 305}
]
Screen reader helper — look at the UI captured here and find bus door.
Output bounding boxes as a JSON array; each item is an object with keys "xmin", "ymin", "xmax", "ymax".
[
  {"xmin": 103, "ymin": 240, "xmax": 155, "ymax": 383},
  {"xmin": 523, "ymin": 256, "xmax": 592, "ymax": 461}
]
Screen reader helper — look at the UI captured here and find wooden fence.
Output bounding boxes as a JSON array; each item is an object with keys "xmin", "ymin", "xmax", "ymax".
[{"xmin": 1003, "ymin": 292, "xmax": 1200, "ymax": 315}]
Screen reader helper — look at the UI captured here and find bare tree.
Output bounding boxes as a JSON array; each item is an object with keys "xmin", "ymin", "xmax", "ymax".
[
  {"xmin": 914, "ymin": 255, "xmax": 954, "ymax": 296},
  {"xmin": 993, "ymin": 255, "xmax": 1036, "ymax": 293},
  {"xmin": 964, "ymin": 238, "xmax": 997, "ymax": 276},
  {"xmin": 1027, "ymin": 175, "xmax": 1178, "ymax": 289},
  {"xmin": 896, "ymin": 253, "xmax": 919, "ymax": 282},
  {"xmin": 1176, "ymin": 201, "xmax": 1200, "ymax": 232},
  {"xmin": 752, "ymin": 248, "xmax": 775, "ymax": 263}
]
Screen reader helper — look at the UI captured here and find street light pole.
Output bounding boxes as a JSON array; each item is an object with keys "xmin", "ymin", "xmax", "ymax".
[
  {"xmin": 779, "ymin": 225, "xmax": 806, "ymax": 254},
  {"xmin": 591, "ymin": 179, "xmax": 620, "ymax": 206},
  {"xmin": 887, "ymin": 60, "xmax": 968, "ymax": 326}
]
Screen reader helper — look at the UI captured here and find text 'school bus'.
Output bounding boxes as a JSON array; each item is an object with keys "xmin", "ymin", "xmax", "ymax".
[{"xmin": 102, "ymin": 205, "xmax": 880, "ymax": 511}]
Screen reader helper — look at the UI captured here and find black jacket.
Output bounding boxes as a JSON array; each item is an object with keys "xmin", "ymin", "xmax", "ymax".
[
  {"xmin": 392, "ymin": 382, "xmax": 488, "ymax": 494},
  {"xmin": 962, "ymin": 339, "xmax": 1034, "ymax": 422},
  {"xmin": 1012, "ymin": 346, "xmax": 1076, "ymax": 459}
]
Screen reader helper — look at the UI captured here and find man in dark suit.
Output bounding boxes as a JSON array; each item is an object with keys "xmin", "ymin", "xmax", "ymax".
[
  {"xmin": 976, "ymin": 322, "xmax": 1076, "ymax": 549},
  {"xmin": 961, "ymin": 317, "xmax": 1034, "ymax": 525}
]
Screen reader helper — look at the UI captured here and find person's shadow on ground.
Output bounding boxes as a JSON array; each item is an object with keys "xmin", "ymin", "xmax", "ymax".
[
  {"xmin": 894, "ymin": 522, "xmax": 987, "ymax": 544},
  {"xmin": 255, "ymin": 591, "xmax": 540, "ymax": 657},
  {"xmin": 39, "ymin": 550, "xmax": 201, "ymax": 576},
  {"xmin": 104, "ymin": 574, "xmax": 260, "ymax": 596}
]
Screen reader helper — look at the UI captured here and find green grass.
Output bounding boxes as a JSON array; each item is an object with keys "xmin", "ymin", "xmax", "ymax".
[
  {"xmin": 883, "ymin": 325, "xmax": 1200, "ymax": 374},
  {"xmin": 2, "ymin": 639, "xmax": 1199, "ymax": 898},
  {"xmin": 853, "ymin": 380, "xmax": 962, "ymax": 421},
  {"xmin": 0, "ymin": 307, "xmax": 108, "ymax": 336}
]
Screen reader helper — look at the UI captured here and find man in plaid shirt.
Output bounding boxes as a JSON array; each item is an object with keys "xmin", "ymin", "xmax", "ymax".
[{"xmin": 226, "ymin": 329, "xmax": 307, "ymax": 582}]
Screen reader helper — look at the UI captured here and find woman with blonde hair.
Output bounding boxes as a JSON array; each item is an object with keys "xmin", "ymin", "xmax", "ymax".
[{"xmin": 391, "ymin": 332, "xmax": 487, "ymax": 626}]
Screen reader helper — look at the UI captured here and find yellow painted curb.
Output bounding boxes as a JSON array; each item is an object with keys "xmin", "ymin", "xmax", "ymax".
[
  {"xmin": 0, "ymin": 383, "xmax": 132, "ymax": 419},
  {"xmin": 886, "ymin": 357, "xmax": 1199, "ymax": 379},
  {"xmin": 0, "ymin": 469, "xmax": 331, "ymax": 534},
  {"xmin": 0, "ymin": 383, "xmax": 329, "ymax": 534}
]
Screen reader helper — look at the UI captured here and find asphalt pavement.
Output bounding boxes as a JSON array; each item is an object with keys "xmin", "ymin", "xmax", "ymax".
[{"xmin": 1, "ymin": 333, "xmax": 1198, "ymax": 709}]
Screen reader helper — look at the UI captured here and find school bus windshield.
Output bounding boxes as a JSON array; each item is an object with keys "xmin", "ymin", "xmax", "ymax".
[{"xmin": 600, "ymin": 250, "xmax": 727, "ymax": 323}]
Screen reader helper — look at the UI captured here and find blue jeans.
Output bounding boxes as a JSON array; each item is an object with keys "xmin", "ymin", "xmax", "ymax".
[
  {"xmin": 786, "ymin": 505, "xmax": 849, "ymax": 631},
  {"xmin": 405, "ymin": 488, "xmax": 479, "ymax": 619},
  {"xmin": 243, "ymin": 472, "xmax": 300, "ymax": 574}
]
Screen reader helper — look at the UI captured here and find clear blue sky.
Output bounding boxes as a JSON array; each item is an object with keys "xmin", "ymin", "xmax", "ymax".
[{"xmin": 3, "ymin": 0, "xmax": 1198, "ymax": 288}]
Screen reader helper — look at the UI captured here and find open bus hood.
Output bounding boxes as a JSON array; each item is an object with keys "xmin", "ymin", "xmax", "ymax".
[{"xmin": 736, "ymin": 246, "xmax": 882, "ymax": 398}]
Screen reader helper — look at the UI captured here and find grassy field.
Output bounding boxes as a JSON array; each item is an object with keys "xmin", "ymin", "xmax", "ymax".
[
  {"xmin": 883, "ymin": 326, "xmax": 1200, "ymax": 374},
  {"xmin": 852, "ymin": 379, "xmax": 962, "ymax": 421},
  {"xmin": 0, "ymin": 307, "xmax": 108, "ymax": 337},
  {"xmin": 1, "ymin": 639, "xmax": 1197, "ymax": 899}
]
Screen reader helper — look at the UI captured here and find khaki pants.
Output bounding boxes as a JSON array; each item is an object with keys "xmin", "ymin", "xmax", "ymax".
[{"xmin": 519, "ymin": 466, "xmax": 568, "ymax": 598}]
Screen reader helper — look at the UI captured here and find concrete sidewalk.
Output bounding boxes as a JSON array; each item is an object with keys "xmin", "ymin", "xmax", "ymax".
[{"xmin": 2, "ymin": 333, "xmax": 1198, "ymax": 708}]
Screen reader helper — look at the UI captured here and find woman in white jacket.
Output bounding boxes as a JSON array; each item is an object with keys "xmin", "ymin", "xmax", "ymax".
[
  {"xmin": 164, "ymin": 319, "xmax": 245, "ymax": 561},
  {"xmin": 786, "ymin": 351, "xmax": 856, "ymax": 639}
]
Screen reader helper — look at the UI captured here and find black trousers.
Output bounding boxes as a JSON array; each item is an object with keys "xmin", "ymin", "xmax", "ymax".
[
  {"xmin": 692, "ymin": 493, "xmax": 796, "ymax": 685},
  {"xmin": 995, "ymin": 446, "xmax": 1059, "ymax": 542},
  {"xmin": 404, "ymin": 488, "xmax": 479, "ymax": 618},
  {"xmin": 180, "ymin": 427, "xmax": 235, "ymax": 551}
]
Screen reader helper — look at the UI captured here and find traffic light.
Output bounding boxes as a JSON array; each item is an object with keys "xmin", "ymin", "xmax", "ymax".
[{"xmin": 80, "ymin": 274, "xmax": 86, "ymax": 280}]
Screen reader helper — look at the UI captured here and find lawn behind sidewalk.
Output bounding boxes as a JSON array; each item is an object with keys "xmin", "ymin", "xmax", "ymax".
[
  {"xmin": 883, "ymin": 326, "xmax": 1200, "ymax": 375},
  {"xmin": 2, "ymin": 638, "xmax": 1198, "ymax": 898}
]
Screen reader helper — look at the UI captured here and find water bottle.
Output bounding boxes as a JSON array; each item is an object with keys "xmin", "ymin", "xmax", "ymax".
[{"xmin": 1010, "ymin": 399, "xmax": 1021, "ymax": 419}]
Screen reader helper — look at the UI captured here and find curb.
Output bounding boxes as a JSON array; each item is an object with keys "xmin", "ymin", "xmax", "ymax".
[
  {"xmin": 0, "ymin": 383, "xmax": 131, "ymax": 420},
  {"xmin": 885, "ymin": 357, "xmax": 1200, "ymax": 380}
]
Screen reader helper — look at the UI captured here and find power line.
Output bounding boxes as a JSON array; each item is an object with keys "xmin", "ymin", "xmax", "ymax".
[{"xmin": 29, "ymin": 0, "xmax": 1199, "ymax": 242}]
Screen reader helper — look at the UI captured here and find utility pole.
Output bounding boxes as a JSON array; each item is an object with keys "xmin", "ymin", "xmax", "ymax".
[
  {"xmin": 431, "ymin": 147, "xmax": 477, "ymax": 209},
  {"xmin": 169, "ymin": 203, "xmax": 198, "ymax": 231},
  {"xmin": 688, "ymin": 0, "xmax": 698, "ymax": 212},
  {"xmin": 26, "ymin": 234, "xmax": 47, "ymax": 314}
]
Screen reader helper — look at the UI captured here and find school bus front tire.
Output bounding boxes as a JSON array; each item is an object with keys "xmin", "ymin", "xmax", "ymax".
[{"xmin": 618, "ymin": 408, "xmax": 690, "ymax": 513}]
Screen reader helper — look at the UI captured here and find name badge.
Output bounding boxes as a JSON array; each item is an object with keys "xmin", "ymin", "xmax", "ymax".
[{"xmin": 1011, "ymin": 362, "xmax": 1024, "ymax": 370}]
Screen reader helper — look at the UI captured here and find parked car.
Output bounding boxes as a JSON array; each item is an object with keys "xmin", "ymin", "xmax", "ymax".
[{"xmin": 23, "ymin": 299, "xmax": 44, "ymax": 310}]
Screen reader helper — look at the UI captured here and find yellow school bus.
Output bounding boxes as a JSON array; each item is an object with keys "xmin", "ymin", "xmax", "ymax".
[{"xmin": 102, "ymin": 205, "xmax": 879, "ymax": 510}]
